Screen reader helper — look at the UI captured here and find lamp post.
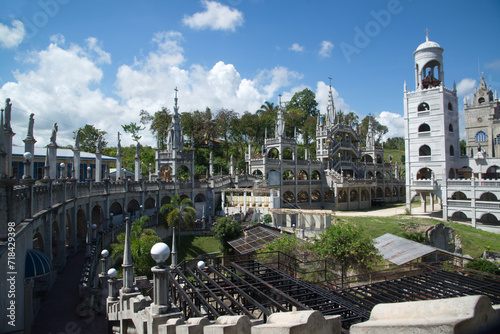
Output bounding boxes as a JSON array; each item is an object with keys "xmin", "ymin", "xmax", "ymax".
[
  {"xmin": 23, "ymin": 152, "xmax": 33, "ymax": 179},
  {"xmin": 197, "ymin": 260, "xmax": 205, "ymax": 280},
  {"xmin": 100, "ymin": 249, "xmax": 109, "ymax": 276},
  {"xmin": 107, "ymin": 268, "xmax": 118, "ymax": 301},
  {"xmin": 150, "ymin": 242, "xmax": 171, "ymax": 314},
  {"xmin": 59, "ymin": 162, "xmax": 66, "ymax": 180},
  {"xmin": 92, "ymin": 223, "xmax": 97, "ymax": 241},
  {"xmin": 87, "ymin": 166, "xmax": 92, "ymax": 181}
]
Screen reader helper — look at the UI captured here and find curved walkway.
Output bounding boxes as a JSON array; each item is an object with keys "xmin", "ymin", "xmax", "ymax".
[{"xmin": 32, "ymin": 250, "xmax": 107, "ymax": 334}]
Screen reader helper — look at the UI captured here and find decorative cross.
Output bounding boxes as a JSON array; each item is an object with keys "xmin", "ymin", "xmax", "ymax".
[
  {"xmin": 328, "ymin": 76, "xmax": 332, "ymax": 87},
  {"xmin": 425, "ymin": 28, "xmax": 430, "ymax": 39}
]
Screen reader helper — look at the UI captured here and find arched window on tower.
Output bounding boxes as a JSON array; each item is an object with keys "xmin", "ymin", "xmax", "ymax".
[
  {"xmin": 419, "ymin": 145, "xmax": 431, "ymax": 156},
  {"xmin": 449, "ymin": 145, "xmax": 455, "ymax": 157},
  {"xmin": 476, "ymin": 131, "xmax": 487, "ymax": 143},
  {"xmin": 418, "ymin": 102, "xmax": 430, "ymax": 111},
  {"xmin": 418, "ymin": 123, "xmax": 431, "ymax": 132},
  {"xmin": 448, "ymin": 102, "xmax": 453, "ymax": 111},
  {"xmin": 449, "ymin": 124, "xmax": 454, "ymax": 132},
  {"xmin": 478, "ymin": 97, "xmax": 485, "ymax": 104}
]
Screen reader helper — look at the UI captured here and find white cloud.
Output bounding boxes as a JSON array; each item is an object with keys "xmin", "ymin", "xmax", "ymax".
[
  {"xmin": 1, "ymin": 38, "xmax": 127, "ymax": 147},
  {"xmin": 319, "ymin": 41, "xmax": 333, "ymax": 58},
  {"xmin": 377, "ymin": 111, "xmax": 404, "ymax": 141},
  {"xmin": 456, "ymin": 78, "xmax": 476, "ymax": 102},
  {"xmin": 485, "ymin": 59, "xmax": 500, "ymax": 70},
  {"xmin": 289, "ymin": 43, "xmax": 304, "ymax": 52},
  {"xmin": 86, "ymin": 37, "xmax": 111, "ymax": 64},
  {"xmin": 49, "ymin": 34, "xmax": 65, "ymax": 45},
  {"xmin": 2, "ymin": 31, "xmax": 304, "ymax": 148},
  {"xmin": 183, "ymin": 0, "xmax": 244, "ymax": 32},
  {"xmin": 0, "ymin": 20, "xmax": 25, "ymax": 48}
]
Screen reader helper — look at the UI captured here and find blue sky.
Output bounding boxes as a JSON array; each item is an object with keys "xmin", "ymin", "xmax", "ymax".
[{"xmin": 1, "ymin": 0, "xmax": 499, "ymax": 148}]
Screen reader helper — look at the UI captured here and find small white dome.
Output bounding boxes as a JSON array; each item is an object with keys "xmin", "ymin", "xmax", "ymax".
[
  {"xmin": 151, "ymin": 242, "xmax": 171, "ymax": 264},
  {"xmin": 415, "ymin": 37, "xmax": 442, "ymax": 52}
]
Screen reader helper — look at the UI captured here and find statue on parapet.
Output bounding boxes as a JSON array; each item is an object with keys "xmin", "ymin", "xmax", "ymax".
[
  {"xmin": 74, "ymin": 129, "xmax": 81, "ymax": 150},
  {"xmin": 27, "ymin": 113, "xmax": 35, "ymax": 139},
  {"xmin": 50, "ymin": 123, "xmax": 58, "ymax": 145},
  {"xmin": 4, "ymin": 98, "xmax": 12, "ymax": 131}
]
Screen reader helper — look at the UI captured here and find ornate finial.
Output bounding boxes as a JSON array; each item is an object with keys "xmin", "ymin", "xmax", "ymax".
[
  {"xmin": 174, "ymin": 87, "xmax": 178, "ymax": 107},
  {"xmin": 425, "ymin": 28, "xmax": 430, "ymax": 41},
  {"xmin": 278, "ymin": 93, "xmax": 282, "ymax": 107},
  {"xmin": 328, "ymin": 76, "xmax": 332, "ymax": 88}
]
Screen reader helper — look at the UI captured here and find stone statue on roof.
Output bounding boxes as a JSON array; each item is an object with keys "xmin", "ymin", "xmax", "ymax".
[
  {"xmin": 4, "ymin": 98, "xmax": 12, "ymax": 131},
  {"xmin": 27, "ymin": 113, "xmax": 35, "ymax": 139},
  {"xmin": 50, "ymin": 123, "xmax": 58, "ymax": 145}
]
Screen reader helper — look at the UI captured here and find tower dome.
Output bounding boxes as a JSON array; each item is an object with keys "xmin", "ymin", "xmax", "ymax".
[
  {"xmin": 413, "ymin": 32, "xmax": 444, "ymax": 90},
  {"xmin": 414, "ymin": 36, "xmax": 442, "ymax": 53}
]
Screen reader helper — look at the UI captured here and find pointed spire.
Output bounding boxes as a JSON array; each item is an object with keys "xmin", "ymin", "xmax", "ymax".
[
  {"xmin": 453, "ymin": 80, "xmax": 456, "ymax": 91},
  {"xmin": 495, "ymin": 89, "xmax": 498, "ymax": 101},
  {"xmin": 464, "ymin": 95, "xmax": 468, "ymax": 105},
  {"xmin": 122, "ymin": 215, "xmax": 135, "ymax": 293},
  {"xmin": 404, "ymin": 81, "xmax": 407, "ymax": 92},
  {"xmin": 326, "ymin": 79, "xmax": 336, "ymax": 126}
]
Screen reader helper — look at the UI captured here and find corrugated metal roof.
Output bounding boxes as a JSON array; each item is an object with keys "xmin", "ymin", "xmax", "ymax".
[
  {"xmin": 374, "ymin": 233, "xmax": 440, "ymax": 266},
  {"xmin": 12, "ymin": 145, "xmax": 116, "ymax": 161}
]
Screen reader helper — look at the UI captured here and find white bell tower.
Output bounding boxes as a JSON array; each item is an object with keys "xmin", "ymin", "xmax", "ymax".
[{"xmin": 404, "ymin": 31, "xmax": 460, "ymax": 218}]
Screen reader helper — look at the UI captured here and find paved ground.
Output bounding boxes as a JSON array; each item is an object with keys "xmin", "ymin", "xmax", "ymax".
[{"xmin": 32, "ymin": 250, "xmax": 108, "ymax": 334}]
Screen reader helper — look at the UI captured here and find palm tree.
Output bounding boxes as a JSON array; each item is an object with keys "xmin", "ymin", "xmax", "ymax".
[
  {"xmin": 256, "ymin": 101, "xmax": 277, "ymax": 115},
  {"xmin": 160, "ymin": 195, "xmax": 196, "ymax": 267}
]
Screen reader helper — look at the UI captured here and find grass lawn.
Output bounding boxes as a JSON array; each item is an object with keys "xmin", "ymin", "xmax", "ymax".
[
  {"xmin": 335, "ymin": 215, "xmax": 500, "ymax": 258},
  {"xmin": 163, "ymin": 235, "xmax": 221, "ymax": 263}
]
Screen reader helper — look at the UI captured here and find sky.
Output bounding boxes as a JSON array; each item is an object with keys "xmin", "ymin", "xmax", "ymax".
[{"xmin": 1, "ymin": 0, "xmax": 500, "ymax": 148}]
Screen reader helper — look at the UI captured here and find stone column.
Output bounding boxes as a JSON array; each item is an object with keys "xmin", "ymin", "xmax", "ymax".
[
  {"xmin": 96, "ymin": 152, "xmax": 102, "ymax": 182},
  {"xmin": 73, "ymin": 149, "xmax": 81, "ymax": 180},
  {"xmin": 122, "ymin": 216, "xmax": 135, "ymax": 293},
  {"xmin": 48, "ymin": 143, "xmax": 57, "ymax": 180}
]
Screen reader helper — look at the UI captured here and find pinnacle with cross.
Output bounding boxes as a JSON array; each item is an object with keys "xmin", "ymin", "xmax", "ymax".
[
  {"xmin": 425, "ymin": 28, "xmax": 430, "ymax": 41},
  {"xmin": 328, "ymin": 76, "xmax": 332, "ymax": 88},
  {"xmin": 278, "ymin": 93, "xmax": 282, "ymax": 107}
]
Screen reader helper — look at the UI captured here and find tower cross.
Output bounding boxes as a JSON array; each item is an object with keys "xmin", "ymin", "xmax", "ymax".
[
  {"xmin": 328, "ymin": 76, "xmax": 332, "ymax": 88},
  {"xmin": 425, "ymin": 28, "xmax": 430, "ymax": 40}
]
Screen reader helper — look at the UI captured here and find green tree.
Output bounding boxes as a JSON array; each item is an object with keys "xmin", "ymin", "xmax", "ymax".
[
  {"xmin": 110, "ymin": 216, "xmax": 162, "ymax": 278},
  {"xmin": 160, "ymin": 195, "xmax": 196, "ymax": 266},
  {"xmin": 286, "ymin": 88, "xmax": 319, "ymax": 144},
  {"xmin": 212, "ymin": 217, "xmax": 242, "ymax": 255},
  {"xmin": 140, "ymin": 107, "xmax": 172, "ymax": 147},
  {"xmin": 460, "ymin": 139, "xmax": 467, "ymax": 157},
  {"xmin": 73, "ymin": 124, "xmax": 107, "ymax": 153},
  {"xmin": 214, "ymin": 108, "xmax": 237, "ymax": 161},
  {"xmin": 122, "ymin": 122, "xmax": 145, "ymax": 143},
  {"xmin": 311, "ymin": 221, "xmax": 380, "ymax": 280}
]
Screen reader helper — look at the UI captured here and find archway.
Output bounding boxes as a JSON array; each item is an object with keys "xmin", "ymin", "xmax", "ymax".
[
  {"xmin": 393, "ymin": 187, "xmax": 398, "ymax": 197},
  {"xmin": 297, "ymin": 170, "xmax": 308, "ymax": 180},
  {"xmin": 161, "ymin": 196, "xmax": 171, "ymax": 206},
  {"xmin": 385, "ymin": 187, "xmax": 391, "ymax": 197},
  {"xmin": 451, "ymin": 211, "xmax": 469, "ymax": 222},
  {"xmin": 362, "ymin": 155, "xmax": 373, "ymax": 163},
  {"xmin": 485, "ymin": 165, "xmax": 500, "ymax": 179},
  {"xmin": 376, "ymin": 187, "xmax": 383, "ymax": 198},
  {"xmin": 127, "ymin": 199, "xmax": 141, "ymax": 217},
  {"xmin": 195, "ymin": 193, "xmax": 206, "ymax": 202},
  {"xmin": 267, "ymin": 148, "xmax": 279, "ymax": 159},
  {"xmin": 297, "ymin": 191, "xmax": 309, "ymax": 203},
  {"xmin": 451, "ymin": 192, "xmax": 468, "ymax": 200},
  {"xmin": 338, "ymin": 190, "xmax": 347, "ymax": 203},
  {"xmin": 144, "ymin": 197, "xmax": 156, "ymax": 209},
  {"xmin": 160, "ymin": 165, "xmax": 173, "ymax": 181},
  {"xmin": 311, "ymin": 190, "xmax": 321, "ymax": 202},
  {"xmin": 253, "ymin": 169, "xmax": 263, "ymax": 177},
  {"xmin": 479, "ymin": 192, "xmax": 498, "ymax": 201},
  {"xmin": 416, "ymin": 167, "xmax": 433, "ymax": 179},
  {"xmin": 419, "ymin": 145, "xmax": 431, "ymax": 156},
  {"xmin": 283, "ymin": 148, "xmax": 294, "ymax": 160},
  {"xmin": 449, "ymin": 168, "xmax": 456, "ymax": 179},
  {"xmin": 479, "ymin": 213, "xmax": 499, "ymax": 224},
  {"xmin": 109, "ymin": 201, "xmax": 123, "ymax": 215},
  {"xmin": 350, "ymin": 190, "xmax": 358, "ymax": 202},
  {"xmin": 311, "ymin": 170, "xmax": 321, "ymax": 180},
  {"xmin": 91, "ymin": 205, "xmax": 104, "ymax": 233},
  {"xmin": 324, "ymin": 190, "xmax": 334, "ymax": 203},
  {"xmin": 283, "ymin": 191, "xmax": 295, "ymax": 205},
  {"xmin": 177, "ymin": 165, "xmax": 191, "ymax": 181},
  {"xmin": 361, "ymin": 189, "xmax": 369, "ymax": 201},
  {"xmin": 283, "ymin": 170, "xmax": 295, "ymax": 180}
]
